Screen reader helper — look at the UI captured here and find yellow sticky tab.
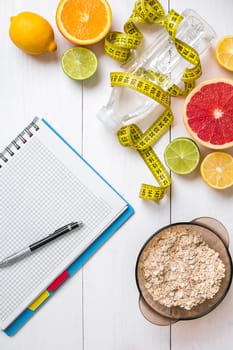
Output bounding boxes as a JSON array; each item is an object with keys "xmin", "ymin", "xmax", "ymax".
[{"xmin": 29, "ymin": 290, "xmax": 50, "ymax": 311}]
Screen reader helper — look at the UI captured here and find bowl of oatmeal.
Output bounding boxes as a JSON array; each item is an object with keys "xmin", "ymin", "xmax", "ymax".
[{"xmin": 136, "ymin": 217, "xmax": 232, "ymax": 325}]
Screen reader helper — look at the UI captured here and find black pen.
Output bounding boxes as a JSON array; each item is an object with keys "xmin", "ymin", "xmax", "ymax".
[{"xmin": 0, "ymin": 221, "xmax": 83, "ymax": 267}]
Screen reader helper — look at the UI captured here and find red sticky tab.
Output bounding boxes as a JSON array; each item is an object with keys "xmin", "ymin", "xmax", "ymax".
[{"xmin": 48, "ymin": 270, "xmax": 69, "ymax": 292}]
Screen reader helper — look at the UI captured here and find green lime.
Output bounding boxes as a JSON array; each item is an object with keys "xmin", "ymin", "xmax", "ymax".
[
  {"xmin": 61, "ymin": 47, "xmax": 98, "ymax": 80},
  {"xmin": 164, "ymin": 137, "xmax": 200, "ymax": 175}
]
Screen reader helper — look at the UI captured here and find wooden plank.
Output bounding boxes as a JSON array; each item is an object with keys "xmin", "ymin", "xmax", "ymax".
[
  {"xmin": 0, "ymin": 0, "xmax": 83, "ymax": 348},
  {"xmin": 82, "ymin": 0, "xmax": 171, "ymax": 349},
  {"xmin": 169, "ymin": 0, "xmax": 233, "ymax": 349}
]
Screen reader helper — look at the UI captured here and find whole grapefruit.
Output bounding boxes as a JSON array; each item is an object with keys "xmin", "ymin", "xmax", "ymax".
[{"xmin": 183, "ymin": 78, "xmax": 233, "ymax": 149}]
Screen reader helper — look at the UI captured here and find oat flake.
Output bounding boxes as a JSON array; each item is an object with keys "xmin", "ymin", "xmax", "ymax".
[{"xmin": 141, "ymin": 228, "xmax": 225, "ymax": 310}]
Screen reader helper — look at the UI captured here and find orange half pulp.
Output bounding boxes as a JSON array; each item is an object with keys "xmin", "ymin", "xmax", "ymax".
[{"xmin": 56, "ymin": 0, "xmax": 112, "ymax": 45}]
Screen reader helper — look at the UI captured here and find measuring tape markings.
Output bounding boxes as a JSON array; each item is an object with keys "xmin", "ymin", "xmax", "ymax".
[
  {"xmin": 104, "ymin": 0, "xmax": 202, "ymax": 200},
  {"xmin": 110, "ymin": 72, "xmax": 170, "ymax": 108},
  {"xmin": 117, "ymin": 119, "xmax": 172, "ymax": 201},
  {"xmin": 105, "ymin": 2, "xmax": 202, "ymax": 92},
  {"xmin": 105, "ymin": 31, "xmax": 142, "ymax": 62},
  {"xmin": 135, "ymin": 109, "xmax": 173, "ymax": 150},
  {"xmin": 136, "ymin": 69, "xmax": 194, "ymax": 97},
  {"xmin": 117, "ymin": 109, "xmax": 173, "ymax": 200},
  {"xmin": 134, "ymin": 0, "xmax": 165, "ymax": 23},
  {"xmin": 110, "ymin": 70, "xmax": 173, "ymax": 200}
]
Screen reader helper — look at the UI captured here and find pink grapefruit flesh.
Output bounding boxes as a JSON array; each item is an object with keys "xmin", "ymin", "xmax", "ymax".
[{"xmin": 183, "ymin": 78, "xmax": 233, "ymax": 149}]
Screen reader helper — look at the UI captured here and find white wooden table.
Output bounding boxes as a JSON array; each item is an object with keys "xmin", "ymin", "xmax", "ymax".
[{"xmin": 1, "ymin": 0, "xmax": 233, "ymax": 349}]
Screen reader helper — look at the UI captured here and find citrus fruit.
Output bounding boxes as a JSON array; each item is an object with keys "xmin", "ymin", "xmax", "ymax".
[
  {"xmin": 9, "ymin": 12, "xmax": 57, "ymax": 55},
  {"xmin": 183, "ymin": 78, "xmax": 233, "ymax": 150},
  {"xmin": 215, "ymin": 36, "xmax": 233, "ymax": 71},
  {"xmin": 56, "ymin": 0, "xmax": 112, "ymax": 45},
  {"xmin": 164, "ymin": 137, "xmax": 200, "ymax": 175},
  {"xmin": 200, "ymin": 152, "xmax": 233, "ymax": 189},
  {"xmin": 61, "ymin": 47, "xmax": 98, "ymax": 80}
]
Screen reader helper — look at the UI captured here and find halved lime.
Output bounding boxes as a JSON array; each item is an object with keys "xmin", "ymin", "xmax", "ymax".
[
  {"xmin": 61, "ymin": 47, "xmax": 98, "ymax": 80},
  {"xmin": 164, "ymin": 137, "xmax": 200, "ymax": 175}
]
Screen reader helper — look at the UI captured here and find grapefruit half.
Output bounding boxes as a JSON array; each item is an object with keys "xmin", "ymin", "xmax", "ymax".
[{"xmin": 183, "ymin": 78, "xmax": 233, "ymax": 149}]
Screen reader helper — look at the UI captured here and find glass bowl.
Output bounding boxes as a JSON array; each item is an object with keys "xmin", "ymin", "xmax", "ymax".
[{"xmin": 135, "ymin": 217, "xmax": 233, "ymax": 325}]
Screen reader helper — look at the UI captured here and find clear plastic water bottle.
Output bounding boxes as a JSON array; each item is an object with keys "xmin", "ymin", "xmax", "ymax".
[{"xmin": 97, "ymin": 9, "xmax": 216, "ymax": 132}]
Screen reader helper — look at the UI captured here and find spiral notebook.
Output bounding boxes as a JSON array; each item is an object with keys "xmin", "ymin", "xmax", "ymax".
[{"xmin": 0, "ymin": 117, "xmax": 134, "ymax": 335}]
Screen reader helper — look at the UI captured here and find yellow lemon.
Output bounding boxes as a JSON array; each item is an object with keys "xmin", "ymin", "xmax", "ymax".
[{"xmin": 9, "ymin": 12, "xmax": 57, "ymax": 55}]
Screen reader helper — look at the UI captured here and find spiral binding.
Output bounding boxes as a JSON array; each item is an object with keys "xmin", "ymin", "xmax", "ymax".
[{"xmin": 0, "ymin": 117, "xmax": 40, "ymax": 168}]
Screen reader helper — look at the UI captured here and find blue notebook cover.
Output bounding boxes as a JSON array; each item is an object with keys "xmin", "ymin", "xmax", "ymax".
[{"xmin": 3, "ymin": 118, "xmax": 134, "ymax": 336}]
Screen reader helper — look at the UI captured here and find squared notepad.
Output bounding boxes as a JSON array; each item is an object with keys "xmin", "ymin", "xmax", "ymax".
[{"xmin": 0, "ymin": 117, "xmax": 133, "ymax": 334}]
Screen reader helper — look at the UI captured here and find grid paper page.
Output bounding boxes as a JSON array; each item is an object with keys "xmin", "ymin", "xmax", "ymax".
[{"xmin": 0, "ymin": 135, "xmax": 114, "ymax": 324}]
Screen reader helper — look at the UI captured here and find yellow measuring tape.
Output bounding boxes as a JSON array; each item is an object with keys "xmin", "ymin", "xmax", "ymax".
[
  {"xmin": 118, "ymin": 110, "xmax": 173, "ymax": 200},
  {"xmin": 104, "ymin": 0, "xmax": 202, "ymax": 200}
]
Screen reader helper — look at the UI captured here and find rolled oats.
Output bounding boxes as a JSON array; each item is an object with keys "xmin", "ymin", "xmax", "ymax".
[{"xmin": 141, "ymin": 228, "xmax": 225, "ymax": 310}]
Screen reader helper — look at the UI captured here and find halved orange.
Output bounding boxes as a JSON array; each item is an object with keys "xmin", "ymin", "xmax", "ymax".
[
  {"xmin": 215, "ymin": 36, "xmax": 233, "ymax": 71},
  {"xmin": 200, "ymin": 152, "xmax": 233, "ymax": 189},
  {"xmin": 56, "ymin": 0, "xmax": 112, "ymax": 45}
]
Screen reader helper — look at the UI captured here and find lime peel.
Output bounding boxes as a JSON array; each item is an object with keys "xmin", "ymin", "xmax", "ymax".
[
  {"xmin": 61, "ymin": 47, "xmax": 98, "ymax": 80},
  {"xmin": 164, "ymin": 137, "xmax": 200, "ymax": 175}
]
